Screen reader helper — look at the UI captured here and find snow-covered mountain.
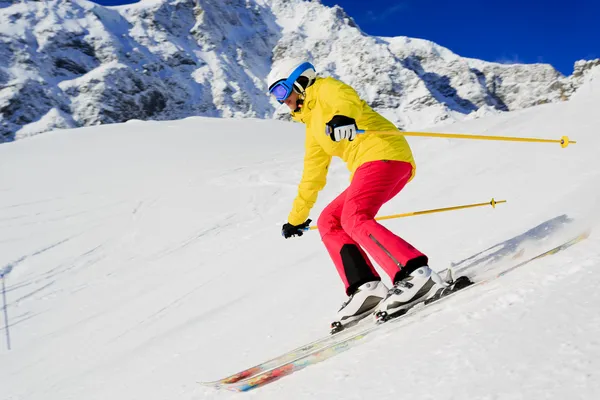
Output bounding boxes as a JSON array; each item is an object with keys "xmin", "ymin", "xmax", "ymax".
[{"xmin": 1, "ymin": 0, "xmax": 598, "ymax": 141}]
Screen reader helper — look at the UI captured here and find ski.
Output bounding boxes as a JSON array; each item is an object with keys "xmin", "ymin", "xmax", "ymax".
[
  {"xmin": 201, "ymin": 275, "xmax": 454, "ymax": 388},
  {"xmin": 199, "ymin": 320, "xmax": 368, "ymax": 387},
  {"xmin": 202, "ymin": 230, "xmax": 590, "ymax": 392},
  {"xmin": 213, "ymin": 277, "xmax": 476, "ymax": 392}
]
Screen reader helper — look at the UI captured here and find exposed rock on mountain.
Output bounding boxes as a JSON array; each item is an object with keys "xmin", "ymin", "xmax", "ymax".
[{"xmin": 0, "ymin": 0, "xmax": 597, "ymax": 141}]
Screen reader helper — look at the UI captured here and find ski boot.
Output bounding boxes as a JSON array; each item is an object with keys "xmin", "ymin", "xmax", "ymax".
[
  {"xmin": 374, "ymin": 266, "xmax": 448, "ymax": 323},
  {"xmin": 330, "ymin": 280, "xmax": 388, "ymax": 334}
]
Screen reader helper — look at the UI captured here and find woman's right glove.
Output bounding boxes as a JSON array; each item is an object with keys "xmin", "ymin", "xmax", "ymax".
[
  {"xmin": 281, "ymin": 219, "xmax": 312, "ymax": 238},
  {"xmin": 326, "ymin": 115, "xmax": 357, "ymax": 142}
]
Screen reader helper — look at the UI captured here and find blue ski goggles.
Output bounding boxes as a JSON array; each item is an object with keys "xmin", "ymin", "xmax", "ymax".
[
  {"xmin": 268, "ymin": 62, "xmax": 315, "ymax": 104},
  {"xmin": 269, "ymin": 82, "xmax": 292, "ymax": 103}
]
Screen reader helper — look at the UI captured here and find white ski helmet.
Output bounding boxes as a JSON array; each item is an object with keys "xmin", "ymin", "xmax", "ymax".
[{"xmin": 267, "ymin": 59, "xmax": 316, "ymax": 103}]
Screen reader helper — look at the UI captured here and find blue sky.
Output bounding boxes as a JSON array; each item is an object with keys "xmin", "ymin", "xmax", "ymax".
[{"xmin": 93, "ymin": 0, "xmax": 598, "ymax": 75}]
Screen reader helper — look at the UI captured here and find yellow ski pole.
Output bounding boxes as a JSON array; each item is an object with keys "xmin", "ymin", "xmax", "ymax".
[
  {"xmin": 308, "ymin": 198, "xmax": 506, "ymax": 230},
  {"xmin": 357, "ymin": 130, "xmax": 576, "ymax": 148}
]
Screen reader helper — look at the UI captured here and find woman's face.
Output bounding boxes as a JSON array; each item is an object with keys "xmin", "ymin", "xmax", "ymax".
[{"xmin": 284, "ymin": 90, "xmax": 300, "ymax": 111}]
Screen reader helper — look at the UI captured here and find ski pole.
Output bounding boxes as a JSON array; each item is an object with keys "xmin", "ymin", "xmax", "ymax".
[
  {"xmin": 307, "ymin": 198, "xmax": 506, "ymax": 231},
  {"xmin": 1, "ymin": 274, "xmax": 10, "ymax": 350},
  {"xmin": 357, "ymin": 130, "xmax": 576, "ymax": 148}
]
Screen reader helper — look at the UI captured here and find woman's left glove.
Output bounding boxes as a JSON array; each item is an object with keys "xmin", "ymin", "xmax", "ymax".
[
  {"xmin": 281, "ymin": 219, "xmax": 312, "ymax": 238},
  {"xmin": 326, "ymin": 115, "xmax": 357, "ymax": 142}
]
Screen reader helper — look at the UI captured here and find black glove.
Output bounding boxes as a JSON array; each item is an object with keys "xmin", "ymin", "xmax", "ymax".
[
  {"xmin": 281, "ymin": 219, "xmax": 312, "ymax": 238},
  {"xmin": 326, "ymin": 115, "xmax": 357, "ymax": 142}
]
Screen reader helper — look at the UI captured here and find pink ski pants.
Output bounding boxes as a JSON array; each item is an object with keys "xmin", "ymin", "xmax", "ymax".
[{"xmin": 317, "ymin": 160, "xmax": 428, "ymax": 295}]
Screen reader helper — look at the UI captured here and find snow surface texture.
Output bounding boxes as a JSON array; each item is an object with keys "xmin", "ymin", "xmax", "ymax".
[
  {"xmin": 1, "ymin": 48, "xmax": 600, "ymax": 400},
  {"xmin": 1, "ymin": 0, "xmax": 599, "ymax": 141}
]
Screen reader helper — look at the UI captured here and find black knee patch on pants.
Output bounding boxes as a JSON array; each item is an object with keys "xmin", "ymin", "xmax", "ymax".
[
  {"xmin": 393, "ymin": 255, "xmax": 429, "ymax": 283},
  {"xmin": 341, "ymin": 244, "xmax": 380, "ymax": 296}
]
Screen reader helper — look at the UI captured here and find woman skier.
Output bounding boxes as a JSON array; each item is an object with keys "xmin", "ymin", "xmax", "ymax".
[{"xmin": 267, "ymin": 59, "xmax": 447, "ymax": 331}]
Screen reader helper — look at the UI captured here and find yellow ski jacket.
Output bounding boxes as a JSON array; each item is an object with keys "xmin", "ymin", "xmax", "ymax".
[{"xmin": 288, "ymin": 76, "xmax": 416, "ymax": 226}]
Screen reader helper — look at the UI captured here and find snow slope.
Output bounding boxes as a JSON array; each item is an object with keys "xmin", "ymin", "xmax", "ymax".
[{"xmin": 1, "ymin": 61, "xmax": 600, "ymax": 400}]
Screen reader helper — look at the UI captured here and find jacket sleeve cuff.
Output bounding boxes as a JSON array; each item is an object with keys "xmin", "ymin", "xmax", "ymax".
[{"xmin": 288, "ymin": 208, "xmax": 310, "ymax": 226}]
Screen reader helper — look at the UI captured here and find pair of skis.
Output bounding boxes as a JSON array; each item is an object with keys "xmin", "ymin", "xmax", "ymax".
[{"xmin": 201, "ymin": 230, "xmax": 590, "ymax": 392}]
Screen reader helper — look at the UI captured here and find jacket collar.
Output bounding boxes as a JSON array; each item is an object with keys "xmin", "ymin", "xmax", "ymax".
[{"xmin": 290, "ymin": 77, "xmax": 321, "ymax": 123}]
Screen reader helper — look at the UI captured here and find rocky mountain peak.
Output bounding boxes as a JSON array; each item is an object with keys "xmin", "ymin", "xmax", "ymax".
[{"xmin": 1, "ymin": 0, "xmax": 598, "ymax": 142}]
